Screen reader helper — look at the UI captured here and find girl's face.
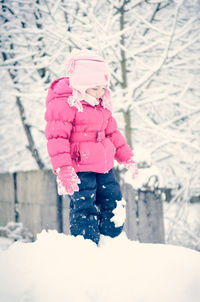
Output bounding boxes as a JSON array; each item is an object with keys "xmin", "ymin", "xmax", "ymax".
[{"xmin": 86, "ymin": 85, "xmax": 107, "ymax": 100}]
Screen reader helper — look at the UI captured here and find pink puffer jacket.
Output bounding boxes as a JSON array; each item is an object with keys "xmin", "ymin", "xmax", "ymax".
[{"xmin": 45, "ymin": 77, "xmax": 133, "ymax": 174}]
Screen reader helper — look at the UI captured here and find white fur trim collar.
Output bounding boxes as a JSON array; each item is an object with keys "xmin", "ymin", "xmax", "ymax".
[{"xmin": 67, "ymin": 87, "xmax": 112, "ymax": 112}]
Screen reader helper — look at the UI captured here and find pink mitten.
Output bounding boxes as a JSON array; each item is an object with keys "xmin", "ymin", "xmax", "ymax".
[
  {"xmin": 123, "ymin": 157, "xmax": 138, "ymax": 179},
  {"xmin": 56, "ymin": 166, "xmax": 80, "ymax": 195}
]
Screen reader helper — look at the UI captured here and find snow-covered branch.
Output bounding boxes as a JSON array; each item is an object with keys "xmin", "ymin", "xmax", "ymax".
[{"xmin": 1, "ymin": 0, "xmax": 199, "ymax": 194}]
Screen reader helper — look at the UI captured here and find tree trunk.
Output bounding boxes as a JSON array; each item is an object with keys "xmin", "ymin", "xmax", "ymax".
[{"xmin": 119, "ymin": 1, "xmax": 132, "ymax": 148}]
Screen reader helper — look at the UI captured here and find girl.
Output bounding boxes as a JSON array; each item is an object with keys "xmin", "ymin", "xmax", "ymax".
[{"xmin": 45, "ymin": 50, "xmax": 137, "ymax": 244}]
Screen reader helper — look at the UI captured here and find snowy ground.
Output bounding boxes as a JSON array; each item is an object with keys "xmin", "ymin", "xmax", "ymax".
[{"xmin": 0, "ymin": 230, "xmax": 200, "ymax": 302}]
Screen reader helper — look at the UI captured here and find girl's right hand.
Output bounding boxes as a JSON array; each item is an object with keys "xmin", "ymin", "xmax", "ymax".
[{"xmin": 56, "ymin": 166, "xmax": 80, "ymax": 195}]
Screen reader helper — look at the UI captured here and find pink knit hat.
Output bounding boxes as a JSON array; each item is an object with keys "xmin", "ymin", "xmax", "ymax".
[{"xmin": 65, "ymin": 49, "xmax": 112, "ymax": 112}]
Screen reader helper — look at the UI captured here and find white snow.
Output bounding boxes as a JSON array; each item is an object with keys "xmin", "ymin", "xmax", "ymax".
[
  {"xmin": 111, "ymin": 199, "xmax": 126, "ymax": 227},
  {"xmin": 124, "ymin": 165, "xmax": 163, "ymax": 190},
  {"xmin": 0, "ymin": 237, "xmax": 13, "ymax": 251},
  {"xmin": 0, "ymin": 230, "xmax": 200, "ymax": 302},
  {"xmin": 121, "ymin": 146, "xmax": 164, "ymax": 190}
]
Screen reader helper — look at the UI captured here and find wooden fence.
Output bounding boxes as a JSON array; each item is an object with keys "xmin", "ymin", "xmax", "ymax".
[{"xmin": 0, "ymin": 169, "xmax": 165, "ymax": 243}]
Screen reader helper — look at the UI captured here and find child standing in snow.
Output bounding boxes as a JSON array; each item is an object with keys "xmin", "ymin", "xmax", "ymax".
[{"xmin": 45, "ymin": 50, "xmax": 137, "ymax": 244}]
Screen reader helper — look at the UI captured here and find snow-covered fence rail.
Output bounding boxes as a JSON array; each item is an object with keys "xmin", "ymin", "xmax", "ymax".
[{"xmin": 0, "ymin": 170, "xmax": 165, "ymax": 243}]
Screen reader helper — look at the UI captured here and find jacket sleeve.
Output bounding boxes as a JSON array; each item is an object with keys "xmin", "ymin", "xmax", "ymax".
[
  {"xmin": 45, "ymin": 95, "xmax": 75, "ymax": 174},
  {"xmin": 105, "ymin": 115, "xmax": 133, "ymax": 163}
]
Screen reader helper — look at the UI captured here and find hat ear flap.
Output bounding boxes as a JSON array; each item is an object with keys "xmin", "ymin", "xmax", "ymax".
[
  {"xmin": 65, "ymin": 58, "xmax": 75, "ymax": 74},
  {"xmin": 102, "ymin": 88, "xmax": 112, "ymax": 111},
  {"xmin": 67, "ymin": 88, "xmax": 85, "ymax": 112}
]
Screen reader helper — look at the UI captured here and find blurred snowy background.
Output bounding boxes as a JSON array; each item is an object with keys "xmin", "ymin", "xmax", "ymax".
[{"xmin": 0, "ymin": 0, "xmax": 200, "ymax": 250}]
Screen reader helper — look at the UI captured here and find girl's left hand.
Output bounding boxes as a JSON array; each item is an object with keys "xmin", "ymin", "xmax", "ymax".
[{"xmin": 123, "ymin": 157, "xmax": 138, "ymax": 179}]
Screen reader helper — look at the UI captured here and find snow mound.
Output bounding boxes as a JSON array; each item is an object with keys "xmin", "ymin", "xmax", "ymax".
[{"xmin": 0, "ymin": 230, "xmax": 200, "ymax": 302}]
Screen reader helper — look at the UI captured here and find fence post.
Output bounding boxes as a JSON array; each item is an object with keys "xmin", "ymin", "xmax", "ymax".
[
  {"xmin": 122, "ymin": 183, "xmax": 138, "ymax": 241},
  {"xmin": 62, "ymin": 195, "xmax": 70, "ymax": 235},
  {"xmin": 16, "ymin": 170, "xmax": 58, "ymax": 237},
  {"xmin": 120, "ymin": 176, "xmax": 165, "ymax": 243},
  {"xmin": 0, "ymin": 173, "xmax": 15, "ymax": 226},
  {"xmin": 137, "ymin": 189, "xmax": 165, "ymax": 243}
]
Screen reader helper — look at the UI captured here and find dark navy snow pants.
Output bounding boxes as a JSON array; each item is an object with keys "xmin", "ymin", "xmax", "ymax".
[{"xmin": 69, "ymin": 169, "xmax": 124, "ymax": 244}]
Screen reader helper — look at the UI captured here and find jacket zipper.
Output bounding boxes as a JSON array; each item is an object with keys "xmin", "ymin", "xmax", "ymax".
[{"xmin": 98, "ymin": 106, "xmax": 108, "ymax": 172}]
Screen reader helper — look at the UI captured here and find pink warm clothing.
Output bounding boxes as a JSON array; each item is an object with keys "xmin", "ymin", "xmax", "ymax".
[
  {"xmin": 45, "ymin": 77, "xmax": 133, "ymax": 174},
  {"xmin": 65, "ymin": 50, "xmax": 108, "ymax": 89}
]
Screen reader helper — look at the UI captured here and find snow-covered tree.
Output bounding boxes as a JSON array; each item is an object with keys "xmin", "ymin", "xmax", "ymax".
[{"xmin": 1, "ymin": 0, "xmax": 200, "ymax": 198}]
